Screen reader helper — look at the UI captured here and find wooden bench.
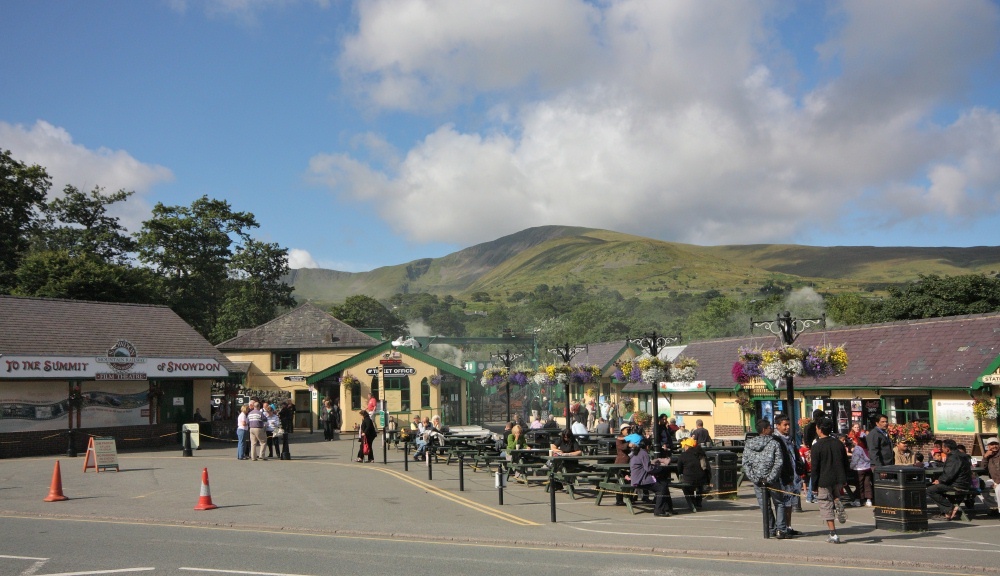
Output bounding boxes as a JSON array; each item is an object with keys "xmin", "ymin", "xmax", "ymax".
[{"xmin": 595, "ymin": 479, "xmax": 696, "ymax": 514}]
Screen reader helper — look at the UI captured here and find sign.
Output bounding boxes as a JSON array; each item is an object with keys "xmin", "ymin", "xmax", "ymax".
[
  {"xmin": 658, "ymin": 380, "xmax": 706, "ymax": 392},
  {"xmin": 2, "ymin": 354, "xmax": 227, "ymax": 379},
  {"xmin": 382, "ymin": 367, "xmax": 416, "ymax": 377},
  {"xmin": 172, "ymin": 397, "xmax": 184, "ymax": 406},
  {"xmin": 83, "ymin": 436, "xmax": 119, "ymax": 472},
  {"xmin": 284, "ymin": 375, "xmax": 307, "ymax": 382},
  {"xmin": 182, "ymin": 423, "xmax": 201, "ymax": 450},
  {"xmin": 365, "ymin": 367, "xmax": 379, "ymax": 375},
  {"xmin": 935, "ymin": 399, "xmax": 975, "ymax": 433},
  {"xmin": 982, "ymin": 374, "xmax": 1000, "ymax": 384}
]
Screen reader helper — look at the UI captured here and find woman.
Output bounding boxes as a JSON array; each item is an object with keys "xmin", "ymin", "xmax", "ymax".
[
  {"xmin": 321, "ymin": 399, "xmax": 334, "ymax": 441},
  {"xmin": 848, "ymin": 423, "xmax": 866, "ymax": 447},
  {"xmin": 357, "ymin": 409, "xmax": 377, "ymax": 463},
  {"xmin": 264, "ymin": 404, "xmax": 280, "ymax": 458},
  {"xmin": 675, "ymin": 438, "xmax": 710, "ymax": 510},
  {"xmin": 629, "ymin": 437, "xmax": 674, "ymax": 517},
  {"xmin": 507, "ymin": 424, "xmax": 527, "ymax": 453},
  {"xmin": 236, "ymin": 405, "xmax": 249, "ymax": 460},
  {"xmin": 549, "ymin": 429, "xmax": 583, "ymax": 491},
  {"xmin": 849, "ymin": 436, "xmax": 874, "ymax": 507}
]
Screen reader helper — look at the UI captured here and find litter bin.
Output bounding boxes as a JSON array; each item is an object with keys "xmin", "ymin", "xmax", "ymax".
[
  {"xmin": 873, "ymin": 465, "xmax": 927, "ymax": 532},
  {"xmin": 706, "ymin": 450, "xmax": 739, "ymax": 500}
]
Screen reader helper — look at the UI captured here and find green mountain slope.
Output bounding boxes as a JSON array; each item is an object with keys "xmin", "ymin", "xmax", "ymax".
[{"xmin": 286, "ymin": 226, "xmax": 1000, "ymax": 304}]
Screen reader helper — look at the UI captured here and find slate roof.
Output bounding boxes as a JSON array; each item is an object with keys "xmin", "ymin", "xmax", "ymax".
[
  {"xmin": 215, "ymin": 303, "xmax": 380, "ymax": 351},
  {"xmin": 569, "ymin": 340, "xmax": 639, "ymax": 372},
  {"xmin": 0, "ymin": 295, "xmax": 234, "ymax": 368},
  {"xmin": 684, "ymin": 312, "xmax": 1000, "ymax": 392}
]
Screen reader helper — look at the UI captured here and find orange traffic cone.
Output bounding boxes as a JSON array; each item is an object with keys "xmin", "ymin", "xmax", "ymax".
[
  {"xmin": 44, "ymin": 461, "xmax": 68, "ymax": 502},
  {"xmin": 193, "ymin": 467, "xmax": 218, "ymax": 510}
]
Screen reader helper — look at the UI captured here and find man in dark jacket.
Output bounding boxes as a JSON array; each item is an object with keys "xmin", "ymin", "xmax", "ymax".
[
  {"xmin": 810, "ymin": 418, "xmax": 848, "ymax": 543},
  {"xmin": 803, "ymin": 409, "xmax": 826, "ymax": 448},
  {"xmin": 926, "ymin": 439, "xmax": 972, "ymax": 519},
  {"xmin": 866, "ymin": 413, "xmax": 894, "ymax": 467}
]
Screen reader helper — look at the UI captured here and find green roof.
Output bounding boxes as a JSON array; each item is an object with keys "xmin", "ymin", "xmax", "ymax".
[{"xmin": 307, "ymin": 341, "xmax": 475, "ymax": 385}]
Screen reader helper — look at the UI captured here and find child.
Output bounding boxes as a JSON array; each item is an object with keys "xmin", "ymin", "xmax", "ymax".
[{"xmin": 800, "ymin": 444, "xmax": 815, "ymax": 503}]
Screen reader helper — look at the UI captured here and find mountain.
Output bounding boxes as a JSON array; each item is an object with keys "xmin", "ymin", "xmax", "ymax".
[{"xmin": 286, "ymin": 226, "xmax": 1000, "ymax": 304}]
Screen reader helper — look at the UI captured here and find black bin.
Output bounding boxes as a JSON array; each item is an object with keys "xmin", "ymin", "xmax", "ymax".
[
  {"xmin": 873, "ymin": 465, "xmax": 927, "ymax": 532},
  {"xmin": 706, "ymin": 450, "xmax": 739, "ymax": 500}
]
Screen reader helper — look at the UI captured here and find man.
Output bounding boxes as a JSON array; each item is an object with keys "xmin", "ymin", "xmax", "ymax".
[
  {"xmin": 984, "ymin": 438, "xmax": 1000, "ymax": 510},
  {"xmin": 810, "ymin": 418, "xmax": 849, "ymax": 543},
  {"xmin": 595, "ymin": 417, "xmax": 611, "ymax": 435},
  {"xmin": 866, "ymin": 414, "xmax": 894, "ymax": 467},
  {"xmin": 571, "ymin": 416, "xmax": 589, "ymax": 439},
  {"xmin": 926, "ymin": 439, "xmax": 972, "ymax": 520},
  {"xmin": 690, "ymin": 419, "xmax": 712, "ymax": 445},
  {"xmin": 803, "ymin": 409, "xmax": 825, "ymax": 448},
  {"xmin": 247, "ymin": 401, "xmax": 268, "ymax": 461},
  {"xmin": 743, "ymin": 419, "xmax": 792, "ymax": 539},
  {"xmin": 675, "ymin": 423, "xmax": 691, "ymax": 441},
  {"xmin": 893, "ymin": 439, "xmax": 915, "ymax": 465},
  {"xmin": 773, "ymin": 415, "xmax": 804, "ymax": 534}
]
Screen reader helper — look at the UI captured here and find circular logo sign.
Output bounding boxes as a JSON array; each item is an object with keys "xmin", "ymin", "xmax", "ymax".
[{"xmin": 106, "ymin": 339, "xmax": 138, "ymax": 372}]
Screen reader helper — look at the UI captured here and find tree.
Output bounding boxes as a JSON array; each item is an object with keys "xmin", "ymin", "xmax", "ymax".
[
  {"xmin": 878, "ymin": 274, "xmax": 1000, "ymax": 320},
  {"xmin": 40, "ymin": 185, "xmax": 137, "ymax": 264},
  {"xmin": 13, "ymin": 249, "xmax": 161, "ymax": 303},
  {"xmin": 0, "ymin": 150, "xmax": 50, "ymax": 293},
  {"xmin": 329, "ymin": 295, "xmax": 408, "ymax": 340},
  {"xmin": 211, "ymin": 239, "xmax": 296, "ymax": 343},
  {"xmin": 135, "ymin": 196, "xmax": 259, "ymax": 337}
]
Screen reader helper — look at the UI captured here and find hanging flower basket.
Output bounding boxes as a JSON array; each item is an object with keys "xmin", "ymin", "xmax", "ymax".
[
  {"xmin": 534, "ymin": 364, "xmax": 599, "ymax": 387},
  {"xmin": 733, "ymin": 344, "xmax": 847, "ymax": 383},
  {"xmin": 735, "ymin": 392, "xmax": 753, "ymax": 414},
  {"xmin": 615, "ymin": 355, "xmax": 699, "ymax": 385},
  {"xmin": 430, "ymin": 374, "xmax": 443, "ymax": 386},
  {"xmin": 340, "ymin": 372, "xmax": 362, "ymax": 388},
  {"xmin": 973, "ymin": 397, "xmax": 996, "ymax": 420},
  {"xmin": 482, "ymin": 367, "xmax": 534, "ymax": 388}
]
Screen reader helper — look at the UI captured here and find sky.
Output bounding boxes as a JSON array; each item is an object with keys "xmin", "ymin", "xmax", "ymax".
[{"xmin": 2, "ymin": 0, "xmax": 999, "ymax": 273}]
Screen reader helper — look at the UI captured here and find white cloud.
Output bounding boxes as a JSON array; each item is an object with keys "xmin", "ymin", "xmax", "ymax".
[
  {"xmin": 168, "ymin": 0, "xmax": 329, "ymax": 23},
  {"xmin": 287, "ymin": 248, "xmax": 319, "ymax": 269},
  {"xmin": 0, "ymin": 120, "xmax": 174, "ymax": 232},
  {"xmin": 316, "ymin": 0, "xmax": 1000, "ymax": 247}
]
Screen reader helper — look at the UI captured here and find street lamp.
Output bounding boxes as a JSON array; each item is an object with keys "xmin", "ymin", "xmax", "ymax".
[
  {"xmin": 628, "ymin": 332, "xmax": 680, "ymax": 458},
  {"xmin": 750, "ymin": 311, "xmax": 825, "ymax": 450},
  {"xmin": 547, "ymin": 343, "xmax": 587, "ymax": 427},
  {"xmin": 491, "ymin": 349, "xmax": 523, "ymax": 423}
]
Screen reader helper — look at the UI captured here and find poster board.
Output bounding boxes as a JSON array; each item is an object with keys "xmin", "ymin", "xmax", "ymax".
[
  {"xmin": 83, "ymin": 436, "xmax": 120, "ymax": 472},
  {"xmin": 182, "ymin": 423, "xmax": 201, "ymax": 450}
]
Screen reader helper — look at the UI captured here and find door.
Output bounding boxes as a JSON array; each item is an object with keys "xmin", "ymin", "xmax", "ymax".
[
  {"xmin": 294, "ymin": 390, "xmax": 312, "ymax": 433},
  {"xmin": 158, "ymin": 380, "xmax": 193, "ymax": 425}
]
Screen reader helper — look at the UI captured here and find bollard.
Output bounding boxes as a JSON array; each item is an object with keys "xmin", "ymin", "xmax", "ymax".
[
  {"xmin": 427, "ymin": 449, "xmax": 433, "ymax": 481},
  {"xmin": 761, "ymin": 485, "xmax": 772, "ymax": 538},
  {"xmin": 459, "ymin": 453, "xmax": 465, "ymax": 491},
  {"xmin": 550, "ymin": 477, "xmax": 557, "ymax": 522},
  {"xmin": 66, "ymin": 429, "xmax": 77, "ymax": 458},
  {"xmin": 182, "ymin": 429, "xmax": 193, "ymax": 457},
  {"xmin": 404, "ymin": 441, "xmax": 409, "ymax": 472},
  {"xmin": 280, "ymin": 432, "xmax": 291, "ymax": 460},
  {"xmin": 497, "ymin": 465, "xmax": 505, "ymax": 505},
  {"xmin": 382, "ymin": 428, "xmax": 388, "ymax": 465}
]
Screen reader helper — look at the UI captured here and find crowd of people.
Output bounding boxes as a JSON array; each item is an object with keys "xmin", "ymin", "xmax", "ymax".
[{"xmin": 235, "ymin": 398, "xmax": 296, "ymax": 460}]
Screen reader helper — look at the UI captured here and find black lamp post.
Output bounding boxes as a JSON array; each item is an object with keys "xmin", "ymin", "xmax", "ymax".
[
  {"xmin": 627, "ymin": 332, "xmax": 680, "ymax": 458},
  {"xmin": 547, "ymin": 343, "xmax": 587, "ymax": 428},
  {"xmin": 750, "ymin": 311, "xmax": 825, "ymax": 451},
  {"xmin": 491, "ymin": 349, "xmax": 523, "ymax": 423}
]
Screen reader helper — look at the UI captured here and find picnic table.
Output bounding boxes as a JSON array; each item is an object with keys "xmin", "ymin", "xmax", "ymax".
[
  {"xmin": 547, "ymin": 454, "xmax": 616, "ymax": 498},
  {"xmin": 591, "ymin": 461, "xmax": 696, "ymax": 514},
  {"xmin": 507, "ymin": 448, "xmax": 551, "ymax": 482}
]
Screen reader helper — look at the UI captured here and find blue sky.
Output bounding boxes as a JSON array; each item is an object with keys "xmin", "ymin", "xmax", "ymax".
[{"xmin": 2, "ymin": 0, "xmax": 999, "ymax": 273}]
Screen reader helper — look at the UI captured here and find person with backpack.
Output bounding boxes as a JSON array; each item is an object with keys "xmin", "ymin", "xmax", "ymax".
[{"xmin": 743, "ymin": 419, "xmax": 792, "ymax": 539}]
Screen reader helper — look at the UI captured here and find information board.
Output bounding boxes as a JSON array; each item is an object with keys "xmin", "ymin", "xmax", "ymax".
[
  {"xmin": 182, "ymin": 423, "xmax": 201, "ymax": 450},
  {"xmin": 83, "ymin": 436, "xmax": 119, "ymax": 472}
]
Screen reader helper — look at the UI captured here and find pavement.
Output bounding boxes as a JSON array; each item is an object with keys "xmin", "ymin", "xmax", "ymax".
[{"xmin": 1, "ymin": 431, "xmax": 997, "ymax": 574}]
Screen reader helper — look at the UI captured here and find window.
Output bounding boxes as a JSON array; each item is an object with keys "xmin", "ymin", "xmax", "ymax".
[
  {"xmin": 421, "ymin": 377, "xmax": 431, "ymax": 408},
  {"xmin": 385, "ymin": 377, "xmax": 410, "ymax": 412},
  {"xmin": 350, "ymin": 379, "xmax": 361, "ymax": 410},
  {"xmin": 271, "ymin": 352, "xmax": 299, "ymax": 371},
  {"xmin": 886, "ymin": 396, "xmax": 930, "ymax": 424}
]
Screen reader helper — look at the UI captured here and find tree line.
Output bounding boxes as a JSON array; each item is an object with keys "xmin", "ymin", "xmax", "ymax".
[{"xmin": 1, "ymin": 149, "xmax": 295, "ymax": 343}]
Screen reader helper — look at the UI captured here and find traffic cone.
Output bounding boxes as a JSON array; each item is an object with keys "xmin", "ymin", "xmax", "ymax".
[
  {"xmin": 193, "ymin": 467, "xmax": 218, "ymax": 510},
  {"xmin": 44, "ymin": 460, "xmax": 68, "ymax": 502}
]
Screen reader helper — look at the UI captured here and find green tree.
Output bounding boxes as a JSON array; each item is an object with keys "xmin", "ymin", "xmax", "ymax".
[
  {"xmin": 826, "ymin": 293, "xmax": 878, "ymax": 325},
  {"xmin": 13, "ymin": 249, "xmax": 161, "ymax": 303},
  {"xmin": 879, "ymin": 274, "xmax": 1000, "ymax": 320},
  {"xmin": 40, "ymin": 185, "xmax": 137, "ymax": 264},
  {"xmin": 135, "ymin": 196, "xmax": 259, "ymax": 337},
  {"xmin": 211, "ymin": 239, "xmax": 296, "ymax": 343},
  {"xmin": 0, "ymin": 150, "xmax": 50, "ymax": 292},
  {"xmin": 330, "ymin": 295, "xmax": 407, "ymax": 340}
]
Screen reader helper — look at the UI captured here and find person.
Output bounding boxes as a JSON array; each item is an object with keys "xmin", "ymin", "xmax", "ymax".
[
  {"xmin": 192, "ymin": 408, "xmax": 206, "ymax": 422},
  {"xmin": 848, "ymin": 422, "xmax": 866, "ymax": 447},
  {"xmin": 914, "ymin": 452, "xmax": 927, "ymax": 468},
  {"xmin": 743, "ymin": 419, "xmax": 792, "ymax": 539},
  {"xmin": 803, "ymin": 409, "xmax": 825, "ymax": 448},
  {"xmin": 810, "ymin": 418, "xmax": 849, "ymax": 544},
  {"xmin": 675, "ymin": 424, "xmax": 691, "ymax": 441},
  {"xmin": 596, "ymin": 417, "xmax": 611, "ymax": 435},
  {"xmin": 263, "ymin": 403, "xmax": 280, "ymax": 458},
  {"xmin": 507, "ymin": 424, "xmax": 527, "ymax": 454},
  {"xmin": 893, "ymin": 440, "xmax": 915, "ymax": 466},
  {"xmin": 675, "ymin": 437, "xmax": 710, "ymax": 510},
  {"xmin": 357, "ymin": 409, "xmax": 377, "ymax": 463},
  {"xmin": 549, "ymin": 428, "xmax": 583, "ymax": 491},
  {"xmin": 529, "ymin": 396, "xmax": 541, "ymax": 421},
  {"xmin": 799, "ymin": 444, "xmax": 815, "ymax": 503},
  {"xmin": 984, "ymin": 438, "xmax": 1000, "ymax": 509},
  {"xmin": 849, "ymin": 432, "xmax": 874, "ymax": 507},
  {"xmin": 668, "ymin": 417, "xmax": 679, "ymax": 436},
  {"xmin": 614, "ymin": 422, "xmax": 632, "ymax": 506},
  {"xmin": 571, "ymin": 416, "xmax": 589, "ymax": 439},
  {"xmin": 838, "ymin": 435, "xmax": 859, "ymax": 504},
  {"xmin": 321, "ymin": 399, "xmax": 335, "ymax": 441},
  {"xmin": 530, "ymin": 416, "xmax": 544, "ymax": 429},
  {"xmin": 773, "ymin": 415, "xmax": 803, "ymax": 535},
  {"xmin": 431, "ymin": 414, "xmax": 449, "ymax": 434},
  {"xmin": 690, "ymin": 419, "xmax": 711, "ymax": 445},
  {"xmin": 657, "ymin": 414, "xmax": 674, "ymax": 454},
  {"xmin": 247, "ymin": 401, "xmax": 268, "ymax": 461},
  {"xmin": 866, "ymin": 414, "xmax": 894, "ymax": 467},
  {"xmin": 279, "ymin": 400, "xmax": 295, "ymax": 435},
  {"xmin": 629, "ymin": 437, "xmax": 675, "ymax": 517},
  {"xmin": 413, "ymin": 417, "xmax": 436, "ymax": 461},
  {"xmin": 543, "ymin": 414, "xmax": 558, "ymax": 429},
  {"xmin": 926, "ymin": 439, "xmax": 972, "ymax": 520},
  {"xmin": 236, "ymin": 404, "xmax": 249, "ymax": 460}
]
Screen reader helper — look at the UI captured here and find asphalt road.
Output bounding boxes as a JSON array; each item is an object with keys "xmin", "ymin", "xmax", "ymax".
[{"xmin": 1, "ymin": 432, "xmax": 997, "ymax": 575}]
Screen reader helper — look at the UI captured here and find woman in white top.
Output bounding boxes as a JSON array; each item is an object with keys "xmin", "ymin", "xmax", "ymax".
[{"xmin": 236, "ymin": 405, "xmax": 249, "ymax": 460}]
